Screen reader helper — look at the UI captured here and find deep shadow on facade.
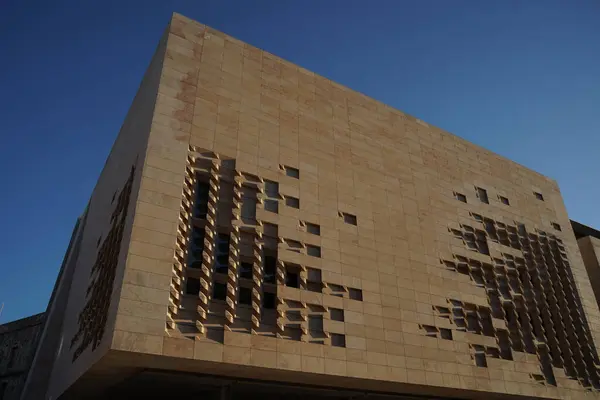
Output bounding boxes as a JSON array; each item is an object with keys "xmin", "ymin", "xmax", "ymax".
[{"xmin": 3, "ymin": 12, "xmax": 600, "ymax": 400}]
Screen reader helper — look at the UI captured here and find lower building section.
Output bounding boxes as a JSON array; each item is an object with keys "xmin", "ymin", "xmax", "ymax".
[{"xmin": 63, "ymin": 370, "xmax": 464, "ymax": 400}]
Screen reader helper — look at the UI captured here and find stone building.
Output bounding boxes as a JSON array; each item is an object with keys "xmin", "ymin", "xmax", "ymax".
[
  {"xmin": 14, "ymin": 12, "xmax": 600, "ymax": 400},
  {"xmin": 0, "ymin": 313, "xmax": 44, "ymax": 400}
]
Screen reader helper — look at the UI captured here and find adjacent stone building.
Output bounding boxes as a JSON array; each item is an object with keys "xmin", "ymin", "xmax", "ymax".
[
  {"xmin": 0, "ymin": 313, "xmax": 44, "ymax": 400},
  {"xmin": 13, "ymin": 12, "xmax": 600, "ymax": 400}
]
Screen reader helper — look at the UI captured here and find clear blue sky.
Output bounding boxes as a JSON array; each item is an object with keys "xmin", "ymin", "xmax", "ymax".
[{"xmin": 1, "ymin": 0, "xmax": 599, "ymax": 324}]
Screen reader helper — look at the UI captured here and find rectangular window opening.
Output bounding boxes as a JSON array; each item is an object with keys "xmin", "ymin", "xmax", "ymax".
[
  {"xmin": 308, "ymin": 315, "xmax": 324, "ymax": 331},
  {"xmin": 475, "ymin": 187, "xmax": 489, "ymax": 204},
  {"xmin": 440, "ymin": 328, "xmax": 453, "ymax": 340},
  {"xmin": 263, "ymin": 254, "xmax": 277, "ymax": 284},
  {"xmin": 185, "ymin": 278, "xmax": 200, "ymax": 295},
  {"xmin": 341, "ymin": 212, "xmax": 357, "ymax": 225},
  {"xmin": 499, "ymin": 196, "xmax": 510, "ymax": 205},
  {"xmin": 194, "ymin": 180, "xmax": 210, "ymax": 219},
  {"xmin": 328, "ymin": 283, "xmax": 345, "ymax": 297},
  {"xmin": 331, "ymin": 333, "xmax": 346, "ymax": 347},
  {"xmin": 285, "ymin": 196, "xmax": 300, "ymax": 209},
  {"xmin": 263, "ymin": 292, "xmax": 276, "ymax": 309},
  {"xmin": 239, "ymin": 287, "xmax": 252, "ymax": 305},
  {"xmin": 284, "ymin": 165, "xmax": 300, "ymax": 179},
  {"xmin": 306, "ymin": 245, "xmax": 321, "ymax": 258},
  {"xmin": 213, "ymin": 282, "xmax": 227, "ymax": 301},
  {"xmin": 239, "ymin": 261, "xmax": 253, "ymax": 279},
  {"xmin": 330, "ymin": 308, "xmax": 344, "ymax": 322},
  {"xmin": 349, "ymin": 288, "xmax": 363, "ymax": 301},
  {"xmin": 474, "ymin": 352, "xmax": 488, "ymax": 368},
  {"xmin": 264, "ymin": 199, "xmax": 279, "ymax": 213},
  {"xmin": 534, "ymin": 192, "xmax": 544, "ymax": 201},
  {"xmin": 454, "ymin": 192, "xmax": 467, "ymax": 203},
  {"xmin": 306, "ymin": 267, "xmax": 322, "ymax": 292},
  {"xmin": 264, "ymin": 180, "xmax": 279, "ymax": 197},
  {"xmin": 285, "ymin": 267, "xmax": 300, "ymax": 288},
  {"xmin": 306, "ymin": 222, "xmax": 321, "ymax": 235}
]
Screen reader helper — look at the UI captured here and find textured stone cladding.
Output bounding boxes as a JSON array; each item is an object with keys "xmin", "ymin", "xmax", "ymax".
[{"xmin": 112, "ymin": 13, "xmax": 600, "ymax": 400}]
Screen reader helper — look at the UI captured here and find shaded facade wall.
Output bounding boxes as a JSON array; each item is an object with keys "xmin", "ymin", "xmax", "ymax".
[
  {"xmin": 0, "ymin": 314, "xmax": 45, "ymax": 400},
  {"xmin": 578, "ymin": 236, "xmax": 600, "ymax": 311},
  {"xmin": 104, "ymin": 13, "xmax": 600, "ymax": 400},
  {"xmin": 38, "ymin": 28, "xmax": 170, "ymax": 400}
]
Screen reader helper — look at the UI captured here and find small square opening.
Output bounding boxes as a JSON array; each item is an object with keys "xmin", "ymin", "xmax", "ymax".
[
  {"xmin": 306, "ymin": 245, "xmax": 321, "ymax": 258},
  {"xmin": 283, "ymin": 165, "xmax": 300, "ymax": 179},
  {"xmin": 331, "ymin": 333, "xmax": 346, "ymax": 347},
  {"xmin": 285, "ymin": 196, "xmax": 300, "ymax": 209},
  {"xmin": 330, "ymin": 308, "xmax": 344, "ymax": 322},
  {"xmin": 534, "ymin": 192, "xmax": 544, "ymax": 201},
  {"xmin": 440, "ymin": 328, "xmax": 453, "ymax": 340},
  {"xmin": 349, "ymin": 288, "xmax": 363, "ymax": 301},
  {"xmin": 551, "ymin": 222, "xmax": 561, "ymax": 231},
  {"xmin": 185, "ymin": 278, "xmax": 200, "ymax": 295},
  {"xmin": 284, "ymin": 166, "xmax": 300, "ymax": 179},
  {"xmin": 455, "ymin": 192, "xmax": 467, "ymax": 203},
  {"xmin": 341, "ymin": 212, "xmax": 357, "ymax": 225},
  {"xmin": 264, "ymin": 199, "xmax": 279, "ymax": 213},
  {"xmin": 308, "ymin": 315, "xmax": 324, "ymax": 331},
  {"xmin": 306, "ymin": 222, "xmax": 320, "ymax": 235},
  {"xmin": 499, "ymin": 196, "xmax": 510, "ymax": 205}
]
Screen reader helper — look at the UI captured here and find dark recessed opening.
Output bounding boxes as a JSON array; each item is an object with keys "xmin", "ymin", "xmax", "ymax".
[
  {"xmin": 455, "ymin": 192, "xmax": 467, "ymax": 203},
  {"xmin": 285, "ymin": 196, "xmax": 300, "ymax": 209},
  {"xmin": 349, "ymin": 288, "xmax": 363, "ymax": 301},
  {"xmin": 263, "ymin": 254, "xmax": 277, "ymax": 284},
  {"xmin": 264, "ymin": 199, "xmax": 279, "ymax": 213},
  {"xmin": 263, "ymin": 292, "xmax": 276, "ymax": 309},
  {"xmin": 331, "ymin": 333, "xmax": 346, "ymax": 347},
  {"xmin": 213, "ymin": 282, "xmax": 227, "ymax": 301},
  {"xmin": 475, "ymin": 187, "xmax": 489, "ymax": 204},
  {"xmin": 185, "ymin": 278, "xmax": 200, "ymax": 295},
  {"xmin": 240, "ymin": 262, "xmax": 253, "ymax": 279},
  {"xmin": 306, "ymin": 222, "xmax": 320, "ymax": 235},
  {"xmin": 341, "ymin": 212, "xmax": 357, "ymax": 225},
  {"xmin": 306, "ymin": 245, "xmax": 321, "ymax": 258},
  {"xmin": 239, "ymin": 287, "xmax": 252, "ymax": 305},
  {"xmin": 330, "ymin": 308, "xmax": 344, "ymax": 322},
  {"xmin": 285, "ymin": 270, "xmax": 299, "ymax": 288},
  {"xmin": 284, "ymin": 166, "xmax": 300, "ymax": 179}
]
